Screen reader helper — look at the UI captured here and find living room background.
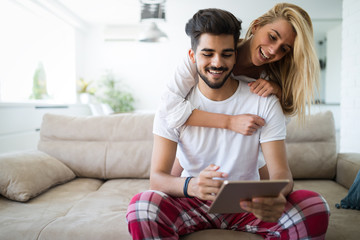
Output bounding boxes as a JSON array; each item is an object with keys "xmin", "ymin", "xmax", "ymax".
[{"xmin": 0, "ymin": 0, "xmax": 358, "ymax": 153}]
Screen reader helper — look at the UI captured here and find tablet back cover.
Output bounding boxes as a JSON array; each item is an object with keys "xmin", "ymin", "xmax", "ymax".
[{"xmin": 208, "ymin": 180, "xmax": 289, "ymax": 213}]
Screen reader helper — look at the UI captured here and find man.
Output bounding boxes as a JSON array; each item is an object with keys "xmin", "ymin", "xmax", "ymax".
[{"xmin": 127, "ymin": 8, "xmax": 329, "ymax": 239}]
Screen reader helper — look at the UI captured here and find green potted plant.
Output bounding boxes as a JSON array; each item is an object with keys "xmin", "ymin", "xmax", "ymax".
[
  {"xmin": 30, "ymin": 62, "xmax": 49, "ymax": 100},
  {"xmin": 77, "ymin": 78, "xmax": 96, "ymax": 103},
  {"xmin": 96, "ymin": 72, "xmax": 134, "ymax": 113}
]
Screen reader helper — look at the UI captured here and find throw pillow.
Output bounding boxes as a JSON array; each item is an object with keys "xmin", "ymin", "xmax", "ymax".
[
  {"xmin": 336, "ymin": 170, "xmax": 360, "ymax": 210},
  {"xmin": 0, "ymin": 150, "xmax": 75, "ymax": 202}
]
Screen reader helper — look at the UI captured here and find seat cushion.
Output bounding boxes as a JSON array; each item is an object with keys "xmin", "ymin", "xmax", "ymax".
[
  {"xmin": 294, "ymin": 180, "xmax": 360, "ymax": 240},
  {"xmin": 180, "ymin": 229, "xmax": 262, "ymax": 240},
  {"xmin": 338, "ymin": 170, "xmax": 360, "ymax": 210},
  {"xmin": 0, "ymin": 178, "xmax": 104, "ymax": 240}
]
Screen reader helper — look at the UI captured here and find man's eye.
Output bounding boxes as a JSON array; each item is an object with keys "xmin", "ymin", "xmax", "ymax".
[
  {"xmin": 269, "ymin": 34, "xmax": 276, "ymax": 40},
  {"xmin": 222, "ymin": 54, "xmax": 233, "ymax": 58},
  {"xmin": 203, "ymin": 53, "xmax": 212, "ymax": 57}
]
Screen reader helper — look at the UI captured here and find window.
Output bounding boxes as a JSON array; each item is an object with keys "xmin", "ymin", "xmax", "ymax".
[{"xmin": 0, "ymin": 0, "xmax": 76, "ymax": 103}]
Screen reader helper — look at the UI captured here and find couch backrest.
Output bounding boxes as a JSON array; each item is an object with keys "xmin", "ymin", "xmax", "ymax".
[
  {"xmin": 38, "ymin": 113, "xmax": 154, "ymax": 179},
  {"xmin": 39, "ymin": 111, "xmax": 337, "ymax": 180},
  {"xmin": 286, "ymin": 111, "xmax": 337, "ymax": 179}
]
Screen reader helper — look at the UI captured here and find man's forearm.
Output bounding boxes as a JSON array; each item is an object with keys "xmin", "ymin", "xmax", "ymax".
[
  {"xmin": 150, "ymin": 172, "xmax": 188, "ymax": 197},
  {"xmin": 268, "ymin": 169, "xmax": 294, "ymax": 196}
]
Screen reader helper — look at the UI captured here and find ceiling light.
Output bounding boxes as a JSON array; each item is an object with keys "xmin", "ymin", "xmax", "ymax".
[
  {"xmin": 138, "ymin": 0, "xmax": 167, "ymax": 42},
  {"xmin": 138, "ymin": 22, "xmax": 167, "ymax": 42},
  {"xmin": 140, "ymin": 0, "xmax": 165, "ymax": 20}
]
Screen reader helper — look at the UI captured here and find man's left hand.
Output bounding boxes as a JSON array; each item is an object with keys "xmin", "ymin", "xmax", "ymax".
[{"xmin": 239, "ymin": 193, "xmax": 286, "ymax": 222}]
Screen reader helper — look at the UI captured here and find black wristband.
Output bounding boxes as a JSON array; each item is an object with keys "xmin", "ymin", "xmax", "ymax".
[{"xmin": 183, "ymin": 176, "xmax": 194, "ymax": 198}]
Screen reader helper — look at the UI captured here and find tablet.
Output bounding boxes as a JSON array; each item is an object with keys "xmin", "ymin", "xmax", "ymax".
[{"xmin": 207, "ymin": 180, "xmax": 289, "ymax": 213}]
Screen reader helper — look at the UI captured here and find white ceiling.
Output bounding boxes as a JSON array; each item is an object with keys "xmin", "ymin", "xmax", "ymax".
[
  {"xmin": 57, "ymin": 0, "xmax": 342, "ymax": 24},
  {"xmin": 58, "ymin": 0, "xmax": 141, "ymax": 25},
  {"xmin": 57, "ymin": 0, "xmax": 343, "ymax": 41}
]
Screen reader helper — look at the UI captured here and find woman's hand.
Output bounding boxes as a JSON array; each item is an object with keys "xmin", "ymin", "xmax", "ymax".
[
  {"xmin": 188, "ymin": 165, "xmax": 228, "ymax": 201},
  {"xmin": 228, "ymin": 114, "xmax": 265, "ymax": 135},
  {"xmin": 248, "ymin": 79, "xmax": 281, "ymax": 98},
  {"xmin": 239, "ymin": 193, "xmax": 287, "ymax": 222}
]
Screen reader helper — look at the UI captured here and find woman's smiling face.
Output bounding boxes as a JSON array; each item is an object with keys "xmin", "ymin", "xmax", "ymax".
[{"xmin": 250, "ymin": 19, "xmax": 296, "ymax": 66}]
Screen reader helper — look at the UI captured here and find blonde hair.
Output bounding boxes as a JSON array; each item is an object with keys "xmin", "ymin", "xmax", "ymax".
[{"xmin": 245, "ymin": 3, "xmax": 320, "ymax": 122}]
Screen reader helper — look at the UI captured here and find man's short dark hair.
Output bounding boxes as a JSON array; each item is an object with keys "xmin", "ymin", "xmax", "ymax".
[{"xmin": 185, "ymin": 8, "xmax": 242, "ymax": 50}]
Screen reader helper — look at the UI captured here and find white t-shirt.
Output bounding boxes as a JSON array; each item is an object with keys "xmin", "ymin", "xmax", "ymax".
[{"xmin": 154, "ymin": 78, "xmax": 286, "ymax": 181}]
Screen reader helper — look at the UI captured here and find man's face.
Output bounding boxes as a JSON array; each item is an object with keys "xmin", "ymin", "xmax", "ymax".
[{"xmin": 189, "ymin": 33, "xmax": 236, "ymax": 89}]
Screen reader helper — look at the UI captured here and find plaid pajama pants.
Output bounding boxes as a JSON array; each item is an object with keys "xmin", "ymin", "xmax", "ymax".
[{"xmin": 126, "ymin": 189, "xmax": 330, "ymax": 240}]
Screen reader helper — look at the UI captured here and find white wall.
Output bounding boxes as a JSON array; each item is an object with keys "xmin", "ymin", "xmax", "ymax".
[
  {"xmin": 316, "ymin": 39, "xmax": 326, "ymax": 103},
  {"xmin": 325, "ymin": 24, "xmax": 342, "ymax": 104},
  {"xmin": 340, "ymin": 0, "xmax": 360, "ymax": 153},
  {"xmin": 76, "ymin": 25, "xmax": 188, "ymax": 111},
  {"xmin": 75, "ymin": 0, "xmax": 343, "ymax": 111}
]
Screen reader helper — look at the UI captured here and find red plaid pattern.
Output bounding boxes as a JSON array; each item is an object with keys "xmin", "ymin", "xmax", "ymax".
[{"xmin": 126, "ymin": 190, "xmax": 330, "ymax": 240}]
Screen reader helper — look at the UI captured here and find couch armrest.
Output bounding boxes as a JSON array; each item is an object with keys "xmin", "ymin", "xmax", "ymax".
[{"xmin": 336, "ymin": 153, "xmax": 360, "ymax": 189}]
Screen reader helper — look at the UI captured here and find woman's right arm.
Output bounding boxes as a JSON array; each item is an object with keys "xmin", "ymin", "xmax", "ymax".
[
  {"xmin": 160, "ymin": 53, "xmax": 265, "ymax": 133},
  {"xmin": 158, "ymin": 53, "xmax": 198, "ymax": 129}
]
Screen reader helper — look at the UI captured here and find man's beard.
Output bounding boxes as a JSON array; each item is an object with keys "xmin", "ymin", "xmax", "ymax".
[{"xmin": 197, "ymin": 66, "xmax": 233, "ymax": 89}]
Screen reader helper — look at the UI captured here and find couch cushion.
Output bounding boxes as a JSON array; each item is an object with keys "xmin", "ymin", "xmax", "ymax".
[
  {"xmin": 338, "ymin": 170, "xmax": 360, "ymax": 210},
  {"xmin": 35, "ymin": 179, "xmax": 149, "ymax": 240},
  {"xmin": 38, "ymin": 113, "xmax": 154, "ymax": 179},
  {"xmin": 285, "ymin": 111, "xmax": 337, "ymax": 179},
  {"xmin": 294, "ymin": 180, "xmax": 360, "ymax": 240},
  {"xmin": 336, "ymin": 153, "xmax": 360, "ymax": 189},
  {"xmin": 0, "ymin": 150, "xmax": 75, "ymax": 202},
  {"xmin": 0, "ymin": 178, "xmax": 104, "ymax": 240},
  {"xmin": 180, "ymin": 229, "xmax": 262, "ymax": 240}
]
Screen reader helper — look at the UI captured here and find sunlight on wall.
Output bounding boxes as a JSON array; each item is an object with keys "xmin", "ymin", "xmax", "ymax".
[{"xmin": 0, "ymin": 1, "xmax": 76, "ymax": 103}]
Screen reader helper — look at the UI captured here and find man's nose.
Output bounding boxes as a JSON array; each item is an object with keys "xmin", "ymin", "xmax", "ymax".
[{"xmin": 211, "ymin": 54, "xmax": 223, "ymax": 67}]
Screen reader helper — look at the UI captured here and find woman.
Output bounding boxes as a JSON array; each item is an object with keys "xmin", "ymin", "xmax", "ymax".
[{"xmin": 161, "ymin": 3, "xmax": 320, "ymax": 177}]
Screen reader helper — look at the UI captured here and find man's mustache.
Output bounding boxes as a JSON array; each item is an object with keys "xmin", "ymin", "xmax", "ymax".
[{"xmin": 205, "ymin": 66, "xmax": 229, "ymax": 72}]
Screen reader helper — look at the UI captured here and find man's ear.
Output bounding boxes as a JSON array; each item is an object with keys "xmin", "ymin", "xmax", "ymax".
[{"xmin": 188, "ymin": 49, "xmax": 196, "ymax": 63}]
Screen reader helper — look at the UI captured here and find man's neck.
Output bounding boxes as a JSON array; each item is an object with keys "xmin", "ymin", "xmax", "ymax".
[{"xmin": 198, "ymin": 77, "xmax": 239, "ymax": 101}]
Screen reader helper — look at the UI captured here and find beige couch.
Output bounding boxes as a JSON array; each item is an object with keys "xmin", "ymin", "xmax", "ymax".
[{"xmin": 0, "ymin": 111, "xmax": 359, "ymax": 240}]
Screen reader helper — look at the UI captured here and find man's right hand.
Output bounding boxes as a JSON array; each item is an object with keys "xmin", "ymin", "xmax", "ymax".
[
  {"xmin": 188, "ymin": 164, "xmax": 228, "ymax": 201},
  {"xmin": 239, "ymin": 193, "xmax": 287, "ymax": 222},
  {"xmin": 228, "ymin": 114, "xmax": 265, "ymax": 135}
]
